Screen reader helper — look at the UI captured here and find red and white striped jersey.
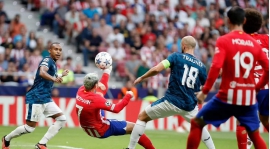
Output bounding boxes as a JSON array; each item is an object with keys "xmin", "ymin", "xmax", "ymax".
[
  {"xmin": 250, "ymin": 33, "xmax": 269, "ymax": 89},
  {"xmin": 202, "ymin": 31, "xmax": 269, "ymax": 106},
  {"xmin": 75, "ymin": 86, "xmax": 131, "ymax": 137},
  {"xmin": 73, "ymin": 1, "xmax": 89, "ymax": 10}
]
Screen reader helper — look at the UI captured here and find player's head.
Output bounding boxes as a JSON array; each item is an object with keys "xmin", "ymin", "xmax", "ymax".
[
  {"xmin": 181, "ymin": 36, "xmax": 196, "ymax": 53},
  {"xmin": 49, "ymin": 42, "xmax": 62, "ymax": 61},
  {"xmin": 227, "ymin": 6, "xmax": 246, "ymax": 28},
  {"xmin": 83, "ymin": 73, "xmax": 99, "ymax": 91},
  {"xmin": 243, "ymin": 8, "xmax": 263, "ymax": 34}
]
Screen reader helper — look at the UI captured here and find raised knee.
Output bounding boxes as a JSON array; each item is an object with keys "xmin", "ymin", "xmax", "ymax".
[{"xmin": 24, "ymin": 124, "xmax": 35, "ymax": 133}]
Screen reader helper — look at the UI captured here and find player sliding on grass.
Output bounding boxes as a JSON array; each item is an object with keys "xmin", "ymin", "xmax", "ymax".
[
  {"xmin": 2, "ymin": 42, "xmax": 69, "ymax": 149},
  {"xmin": 126, "ymin": 36, "xmax": 215, "ymax": 149},
  {"xmin": 235, "ymin": 8, "xmax": 269, "ymax": 149},
  {"xmin": 186, "ymin": 7, "xmax": 269, "ymax": 149},
  {"xmin": 75, "ymin": 66, "xmax": 155, "ymax": 149}
]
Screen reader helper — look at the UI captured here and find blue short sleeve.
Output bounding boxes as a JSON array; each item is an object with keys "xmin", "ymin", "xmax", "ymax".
[
  {"xmin": 39, "ymin": 57, "xmax": 51, "ymax": 68},
  {"xmin": 167, "ymin": 53, "xmax": 176, "ymax": 68}
]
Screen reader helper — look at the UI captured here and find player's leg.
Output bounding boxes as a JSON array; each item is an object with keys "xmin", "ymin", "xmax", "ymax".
[
  {"xmin": 128, "ymin": 98, "xmax": 176, "ymax": 149},
  {"xmin": 2, "ymin": 104, "xmax": 42, "ymax": 148},
  {"xmin": 257, "ymin": 89, "xmax": 269, "ymax": 132},
  {"xmin": 186, "ymin": 98, "xmax": 232, "ymax": 149},
  {"xmin": 37, "ymin": 102, "xmax": 66, "ymax": 148},
  {"xmin": 182, "ymin": 106, "xmax": 215, "ymax": 149},
  {"xmin": 96, "ymin": 66, "xmax": 112, "ymax": 96},
  {"xmin": 236, "ymin": 104, "xmax": 267, "ymax": 149},
  {"xmin": 236, "ymin": 121, "xmax": 252, "ymax": 149}
]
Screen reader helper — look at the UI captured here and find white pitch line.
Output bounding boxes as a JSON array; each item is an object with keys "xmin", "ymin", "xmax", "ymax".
[{"xmin": 11, "ymin": 144, "xmax": 84, "ymax": 149}]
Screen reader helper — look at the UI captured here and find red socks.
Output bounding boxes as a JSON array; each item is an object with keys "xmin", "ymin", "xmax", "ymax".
[
  {"xmin": 248, "ymin": 130, "xmax": 267, "ymax": 149},
  {"xmin": 186, "ymin": 119, "xmax": 203, "ymax": 149},
  {"xmin": 96, "ymin": 73, "xmax": 109, "ymax": 95},
  {"xmin": 264, "ymin": 123, "xmax": 269, "ymax": 132},
  {"xmin": 138, "ymin": 134, "xmax": 155, "ymax": 149},
  {"xmin": 236, "ymin": 125, "xmax": 247, "ymax": 149}
]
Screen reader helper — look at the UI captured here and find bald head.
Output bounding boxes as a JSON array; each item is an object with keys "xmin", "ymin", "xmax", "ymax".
[{"xmin": 181, "ymin": 36, "xmax": 197, "ymax": 50}]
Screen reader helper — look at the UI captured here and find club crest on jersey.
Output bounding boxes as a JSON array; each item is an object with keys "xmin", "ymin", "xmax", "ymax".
[
  {"xmin": 214, "ymin": 47, "xmax": 220, "ymax": 54},
  {"xmin": 105, "ymin": 101, "xmax": 112, "ymax": 107},
  {"xmin": 230, "ymin": 81, "xmax": 236, "ymax": 88},
  {"xmin": 43, "ymin": 58, "xmax": 49, "ymax": 62}
]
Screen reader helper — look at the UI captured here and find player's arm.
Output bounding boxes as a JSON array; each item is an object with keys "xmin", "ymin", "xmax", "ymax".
[
  {"xmin": 141, "ymin": 62, "xmax": 165, "ymax": 80},
  {"xmin": 94, "ymin": 92, "xmax": 133, "ymax": 113},
  {"xmin": 255, "ymin": 48, "xmax": 269, "ymax": 91},
  {"xmin": 202, "ymin": 39, "xmax": 226, "ymax": 95},
  {"xmin": 39, "ymin": 59, "xmax": 62, "ymax": 83}
]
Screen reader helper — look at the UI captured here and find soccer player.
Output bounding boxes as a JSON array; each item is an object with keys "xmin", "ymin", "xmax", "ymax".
[
  {"xmin": 2, "ymin": 42, "xmax": 69, "ymax": 149},
  {"xmin": 75, "ymin": 67, "xmax": 155, "ymax": 149},
  {"xmin": 126, "ymin": 36, "xmax": 215, "ymax": 149},
  {"xmin": 186, "ymin": 7, "xmax": 269, "ymax": 149},
  {"xmin": 236, "ymin": 8, "xmax": 269, "ymax": 149}
]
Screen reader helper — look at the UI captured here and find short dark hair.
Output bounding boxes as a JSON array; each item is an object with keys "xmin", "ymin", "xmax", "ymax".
[
  {"xmin": 227, "ymin": 6, "xmax": 245, "ymax": 26},
  {"xmin": 49, "ymin": 42, "xmax": 60, "ymax": 49},
  {"xmin": 243, "ymin": 8, "xmax": 263, "ymax": 34}
]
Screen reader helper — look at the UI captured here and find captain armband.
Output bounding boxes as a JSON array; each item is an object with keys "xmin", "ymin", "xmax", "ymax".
[{"xmin": 161, "ymin": 59, "xmax": 171, "ymax": 69}]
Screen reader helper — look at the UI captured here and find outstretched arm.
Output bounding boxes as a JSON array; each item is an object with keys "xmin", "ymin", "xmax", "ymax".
[
  {"xmin": 95, "ymin": 91, "xmax": 133, "ymax": 113},
  {"xmin": 134, "ymin": 62, "xmax": 165, "ymax": 85}
]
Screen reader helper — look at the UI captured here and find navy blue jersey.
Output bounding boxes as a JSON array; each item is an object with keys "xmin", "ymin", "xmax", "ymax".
[
  {"xmin": 26, "ymin": 57, "xmax": 57, "ymax": 104},
  {"xmin": 165, "ymin": 52, "xmax": 207, "ymax": 111}
]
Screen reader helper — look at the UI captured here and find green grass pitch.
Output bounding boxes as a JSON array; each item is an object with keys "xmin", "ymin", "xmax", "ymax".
[{"xmin": 0, "ymin": 126, "xmax": 268, "ymax": 149}]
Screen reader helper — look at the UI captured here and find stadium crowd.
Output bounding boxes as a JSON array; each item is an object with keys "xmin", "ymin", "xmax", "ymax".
[{"xmin": 0, "ymin": 0, "xmax": 269, "ymax": 92}]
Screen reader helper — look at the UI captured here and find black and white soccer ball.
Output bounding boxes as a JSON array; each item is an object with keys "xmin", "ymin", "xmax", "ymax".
[{"xmin": 95, "ymin": 52, "xmax": 112, "ymax": 69}]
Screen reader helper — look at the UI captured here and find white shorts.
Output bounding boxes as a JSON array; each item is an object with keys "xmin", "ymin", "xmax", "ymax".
[
  {"xmin": 25, "ymin": 102, "xmax": 62, "ymax": 122},
  {"xmin": 145, "ymin": 100, "xmax": 198, "ymax": 122}
]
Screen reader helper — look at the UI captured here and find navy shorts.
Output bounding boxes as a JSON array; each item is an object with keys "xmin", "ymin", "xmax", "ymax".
[
  {"xmin": 101, "ymin": 119, "xmax": 127, "ymax": 138},
  {"xmin": 196, "ymin": 96, "xmax": 260, "ymax": 132},
  {"xmin": 257, "ymin": 89, "xmax": 269, "ymax": 116}
]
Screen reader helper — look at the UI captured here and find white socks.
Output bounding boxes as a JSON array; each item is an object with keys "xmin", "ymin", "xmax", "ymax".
[
  {"xmin": 5, "ymin": 125, "xmax": 35, "ymax": 141},
  {"xmin": 128, "ymin": 120, "xmax": 146, "ymax": 149},
  {"xmin": 201, "ymin": 127, "xmax": 216, "ymax": 149},
  {"xmin": 39, "ymin": 115, "xmax": 66, "ymax": 144}
]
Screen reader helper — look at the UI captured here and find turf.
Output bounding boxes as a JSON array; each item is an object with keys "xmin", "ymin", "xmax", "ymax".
[{"xmin": 0, "ymin": 126, "xmax": 268, "ymax": 149}]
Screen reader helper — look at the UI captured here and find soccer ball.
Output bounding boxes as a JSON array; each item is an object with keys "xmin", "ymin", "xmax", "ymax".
[{"xmin": 95, "ymin": 52, "xmax": 112, "ymax": 69}]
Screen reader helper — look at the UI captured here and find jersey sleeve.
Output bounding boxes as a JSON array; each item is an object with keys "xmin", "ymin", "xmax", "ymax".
[
  {"xmin": 255, "ymin": 47, "xmax": 269, "ymax": 91},
  {"xmin": 93, "ymin": 94, "xmax": 132, "ymax": 113},
  {"xmin": 202, "ymin": 38, "xmax": 226, "ymax": 94},
  {"xmin": 39, "ymin": 58, "xmax": 51, "ymax": 69},
  {"xmin": 165, "ymin": 52, "xmax": 176, "ymax": 68}
]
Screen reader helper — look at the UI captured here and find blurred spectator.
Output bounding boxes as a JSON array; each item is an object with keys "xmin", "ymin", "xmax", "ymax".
[
  {"xmin": 26, "ymin": 31, "xmax": 37, "ymax": 52},
  {"xmin": 10, "ymin": 41, "xmax": 24, "ymax": 64},
  {"xmin": 130, "ymin": 35, "xmax": 143, "ymax": 55},
  {"xmin": 65, "ymin": 4, "xmax": 80, "ymax": 43},
  {"xmin": 18, "ymin": 63, "xmax": 34, "ymax": 86},
  {"xmin": 135, "ymin": 60, "xmax": 149, "ymax": 88},
  {"xmin": 107, "ymin": 40, "xmax": 126, "ymax": 64},
  {"xmin": 9, "ymin": 14, "xmax": 26, "ymax": 38},
  {"xmin": 65, "ymin": 56, "xmax": 75, "ymax": 71},
  {"xmin": 0, "ymin": 60, "xmax": 19, "ymax": 84},
  {"xmin": 83, "ymin": 40, "xmax": 97, "ymax": 66},
  {"xmin": 57, "ymin": 64, "xmax": 75, "ymax": 86},
  {"xmin": 82, "ymin": 1, "xmax": 99, "ymax": 19},
  {"xmin": 52, "ymin": 88, "xmax": 60, "ymax": 97},
  {"xmin": 0, "ymin": 50, "xmax": 7, "ymax": 71},
  {"xmin": 0, "ymin": 14, "xmax": 8, "ymax": 36},
  {"xmin": 140, "ymin": 40, "xmax": 155, "ymax": 67},
  {"xmin": 95, "ymin": 19, "xmax": 113, "ymax": 42},
  {"xmin": 74, "ymin": 63, "xmax": 86, "ymax": 74},
  {"xmin": 53, "ymin": 1, "xmax": 68, "ymax": 38},
  {"xmin": 41, "ymin": 40, "xmax": 51, "ymax": 58},
  {"xmin": 143, "ymin": 89, "xmax": 158, "ymax": 102},
  {"xmin": 125, "ymin": 53, "xmax": 140, "ymax": 81},
  {"xmin": 28, "ymin": 50, "xmax": 42, "ymax": 72},
  {"xmin": 106, "ymin": 27, "xmax": 124, "ymax": 46},
  {"xmin": 0, "ymin": 1, "xmax": 9, "ymax": 23},
  {"xmin": 118, "ymin": 80, "xmax": 138, "ymax": 100}
]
